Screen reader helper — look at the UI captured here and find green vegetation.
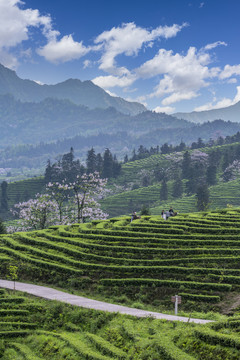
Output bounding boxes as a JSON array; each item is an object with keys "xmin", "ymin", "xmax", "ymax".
[
  {"xmin": 2, "ymin": 209, "xmax": 240, "ymax": 315},
  {"xmin": 0, "ymin": 289, "xmax": 240, "ymax": 359},
  {"xmin": 1, "ymin": 209, "xmax": 240, "ymax": 358}
]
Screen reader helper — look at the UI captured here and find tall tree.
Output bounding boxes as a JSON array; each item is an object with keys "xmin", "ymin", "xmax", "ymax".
[
  {"xmin": 196, "ymin": 184, "xmax": 210, "ymax": 211},
  {"xmin": 206, "ymin": 163, "xmax": 217, "ymax": 186},
  {"xmin": 112, "ymin": 155, "xmax": 121, "ymax": 177},
  {"xmin": 172, "ymin": 176, "xmax": 183, "ymax": 198},
  {"xmin": 1, "ymin": 181, "xmax": 8, "ymax": 212},
  {"xmin": 181, "ymin": 151, "xmax": 191, "ymax": 179},
  {"xmin": 161, "ymin": 143, "xmax": 170, "ymax": 154},
  {"xmin": 96, "ymin": 153, "xmax": 103, "ymax": 173},
  {"xmin": 86, "ymin": 147, "xmax": 97, "ymax": 174},
  {"xmin": 102, "ymin": 148, "xmax": 113, "ymax": 178},
  {"xmin": 160, "ymin": 179, "xmax": 168, "ymax": 201}
]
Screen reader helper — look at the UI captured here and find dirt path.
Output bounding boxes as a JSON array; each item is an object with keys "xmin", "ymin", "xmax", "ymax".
[{"xmin": 0, "ymin": 279, "xmax": 213, "ymax": 324}]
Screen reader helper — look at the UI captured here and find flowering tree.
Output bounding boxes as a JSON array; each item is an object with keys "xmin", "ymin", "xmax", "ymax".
[
  {"xmin": 10, "ymin": 173, "xmax": 108, "ymax": 232},
  {"xmin": 11, "ymin": 194, "xmax": 59, "ymax": 231},
  {"xmin": 222, "ymin": 160, "xmax": 240, "ymax": 182},
  {"xmin": 46, "ymin": 181, "xmax": 70, "ymax": 223},
  {"xmin": 70, "ymin": 172, "xmax": 108, "ymax": 223}
]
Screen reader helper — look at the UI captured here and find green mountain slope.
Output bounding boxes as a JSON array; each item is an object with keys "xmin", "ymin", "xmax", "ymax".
[
  {"xmin": 0, "ymin": 63, "xmax": 145, "ymax": 115},
  {"xmin": 2, "ymin": 209, "xmax": 240, "ymax": 314}
]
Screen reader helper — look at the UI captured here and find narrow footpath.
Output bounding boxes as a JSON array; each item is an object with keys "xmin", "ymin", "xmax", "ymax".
[{"xmin": 0, "ymin": 280, "xmax": 213, "ymax": 324}]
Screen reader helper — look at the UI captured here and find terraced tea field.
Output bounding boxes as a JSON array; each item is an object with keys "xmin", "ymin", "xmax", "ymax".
[
  {"xmin": 2, "ymin": 209, "xmax": 240, "ymax": 358},
  {"xmin": 102, "ymin": 179, "xmax": 240, "ymax": 217},
  {"xmin": 2, "ymin": 209, "xmax": 240, "ymax": 312},
  {"xmin": 1, "ymin": 286, "xmax": 240, "ymax": 359},
  {"xmin": 0, "ymin": 176, "xmax": 45, "ymax": 212}
]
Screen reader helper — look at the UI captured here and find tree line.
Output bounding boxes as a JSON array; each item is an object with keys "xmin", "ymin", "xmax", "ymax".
[
  {"xmin": 125, "ymin": 131, "xmax": 240, "ymax": 163},
  {"xmin": 44, "ymin": 147, "xmax": 121, "ymax": 184}
]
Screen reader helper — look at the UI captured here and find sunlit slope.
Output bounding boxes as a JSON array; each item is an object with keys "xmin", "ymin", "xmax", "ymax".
[
  {"xmin": 2, "ymin": 209, "xmax": 240, "ymax": 309},
  {"xmin": 101, "ymin": 179, "xmax": 240, "ymax": 217},
  {"xmin": 0, "ymin": 177, "xmax": 45, "ymax": 210},
  {"xmin": 1, "ymin": 289, "xmax": 240, "ymax": 359}
]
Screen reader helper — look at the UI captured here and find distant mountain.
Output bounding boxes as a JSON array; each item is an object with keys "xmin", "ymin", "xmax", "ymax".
[
  {"xmin": 0, "ymin": 94, "xmax": 190, "ymax": 147},
  {"xmin": 0, "ymin": 63, "xmax": 146, "ymax": 115},
  {"xmin": 174, "ymin": 101, "xmax": 240, "ymax": 124},
  {"xmin": 137, "ymin": 119, "xmax": 240, "ymax": 146}
]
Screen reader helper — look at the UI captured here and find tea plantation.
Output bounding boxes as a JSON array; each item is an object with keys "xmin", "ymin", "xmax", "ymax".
[
  {"xmin": 2, "ymin": 209, "xmax": 240, "ymax": 358},
  {"xmin": 101, "ymin": 179, "xmax": 240, "ymax": 217},
  {"xmin": 1, "ymin": 289, "xmax": 240, "ymax": 360},
  {"xmin": 2, "ymin": 210, "xmax": 240, "ymax": 310}
]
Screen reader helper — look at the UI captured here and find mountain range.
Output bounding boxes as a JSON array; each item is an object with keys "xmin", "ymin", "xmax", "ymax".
[
  {"xmin": 0, "ymin": 62, "xmax": 240, "ymax": 173},
  {"xmin": 174, "ymin": 101, "xmax": 240, "ymax": 124},
  {"xmin": 0, "ymin": 64, "xmax": 145, "ymax": 115}
]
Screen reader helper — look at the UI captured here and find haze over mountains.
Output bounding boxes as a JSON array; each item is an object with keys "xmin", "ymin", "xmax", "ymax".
[
  {"xmin": 0, "ymin": 62, "xmax": 240, "ymax": 173},
  {"xmin": 0, "ymin": 64, "xmax": 145, "ymax": 115},
  {"xmin": 174, "ymin": 101, "xmax": 240, "ymax": 124}
]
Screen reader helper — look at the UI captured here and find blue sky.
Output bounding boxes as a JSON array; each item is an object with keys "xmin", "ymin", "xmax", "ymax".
[{"xmin": 1, "ymin": 0, "xmax": 240, "ymax": 113}]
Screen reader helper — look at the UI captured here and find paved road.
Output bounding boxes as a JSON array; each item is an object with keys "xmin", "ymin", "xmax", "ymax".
[{"xmin": 0, "ymin": 280, "xmax": 213, "ymax": 324}]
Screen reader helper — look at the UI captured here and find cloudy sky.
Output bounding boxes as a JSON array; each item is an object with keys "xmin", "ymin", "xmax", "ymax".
[{"xmin": 1, "ymin": 0, "xmax": 240, "ymax": 113}]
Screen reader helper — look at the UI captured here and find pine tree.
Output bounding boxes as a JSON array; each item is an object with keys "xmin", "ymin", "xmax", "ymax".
[
  {"xmin": 131, "ymin": 149, "xmax": 137, "ymax": 161},
  {"xmin": 1, "ymin": 181, "xmax": 8, "ymax": 212},
  {"xmin": 196, "ymin": 184, "xmax": 210, "ymax": 211},
  {"xmin": 197, "ymin": 137, "xmax": 204, "ymax": 148},
  {"xmin": 161, "ymin": 143, "xmax": 170, "ymax": 154},
  {"xmin": 172, "ymin": 176, "xmax": 183, "ymax": 198},
  {"xmin": 44, "ymin": 159, "xmax": 52, "ymax": 184},
  {"xmin": 206, "ymin": 164, "xmax": 217, "ymax": 185},
  {"xmin": 96, "ymin": 153, "xmax": 103, "ymax": 173},
  {"xmin": 112, "ymin": 155, "xmax": 121, "ymax": 177},
  {"xmin": 102, "ymin": 148, "xmax": 113, "ymax": 178},
  {"xmin": 160, "ymin": 179, "xmax": 168, "ymax": 201},
  {"xmin": 62, "ymin": 147, "xmax": 74, "ymax": 171},
  {"xmin": 181, "ymin": 151, "xmax": 191, "ymax": 179},
  {"xmin": 86, "ymin": 147, "xmax": 97, "ymax": 174}
]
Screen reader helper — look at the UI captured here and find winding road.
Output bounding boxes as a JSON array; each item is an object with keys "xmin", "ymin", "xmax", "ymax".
[{"xmin": 0, "ymin": 280, "xmax": 213, "ymax": 324}]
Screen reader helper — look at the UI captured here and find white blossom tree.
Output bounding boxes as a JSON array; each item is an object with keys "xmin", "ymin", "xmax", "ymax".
[
  {"xmin": 10, "ymin": 173, "xmax": 108, "ymax": 232},
  {"xmin": 11, "ymin": 194, "xmax": 59, "ymax": 231},
  {"xmin": 46, "ymin": 181, "xmax": 70, "ymax": 223},
  {"xmin": 69, "ymin": 172, "xmax": 108, "ymax": 223}
]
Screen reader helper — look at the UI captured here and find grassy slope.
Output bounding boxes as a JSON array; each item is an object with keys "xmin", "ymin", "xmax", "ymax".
[
  {"xmin": 2, "ymin": 208, "xmax": 240, "ymax": 358},
  {"xmin": 101, "ymin": 142, "xmax": 240, "ymax": 217},
  {"xmin": 2, "ymin": 289, "xmax": 239, "ymax": 360},
  {"xmin": 2, "ymin": 209, "xmax": 240, "ymax": 313},
  {"xmin": 101, "ymin": 179, "xmax": 240, "ymax": 217},
  {"xmin": 0, "ymin": 177, "xmax": 45, "ymax": 207}
]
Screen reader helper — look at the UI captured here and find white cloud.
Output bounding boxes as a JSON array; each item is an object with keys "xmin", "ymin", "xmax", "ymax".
[
  {"xmin": 0, "ymin": 0, "xmax": 55, "ymax": 67},
  {"xmin": 153, "ymin": 106, "xmax": 175, "ymax": 114},
  {"xmin": 0, "ymin": 0, "xmax": 90, "ymax": 65},
  {"xmin": 105, "ymin": 89, "xmax": 118, "ymax": 97},
  {"xmin": 194, "ymin": 86, "xmax": 240, "ymax": 111},
  {"xmin": 162, "ymin": 91, "xmax": 198, "ymax": 105},
  {"xmin": 138, "ymin": 47, "xmax": 215, "ymax": 104},
  {"xmin": 204, "ymin": 41, "xmax": 227, "ymax": 51},
  {"xmin": 83, "ymin": 59, "xmax": 91, "ymax": 68},
  {"xmin": 227, "ymin": 78, "xmax": 237, "ymax": 84},
  {"xmin": 0, "ymin": 49, "xmax": 18, "ymax": 69},
  {"xmin": 94, "ymin": 22, "xmax": 186, "ymax": 75},
  {"xmin": 219, "ymin": 64, "xmax": 240, "ymax": 79},
  {"xmin": 37, "ymin": 35, "xmax": 90, "ymax": 63},
  {"xmin": 92, "ymin": 74, "xmax": 136, "ymax": 88}
]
